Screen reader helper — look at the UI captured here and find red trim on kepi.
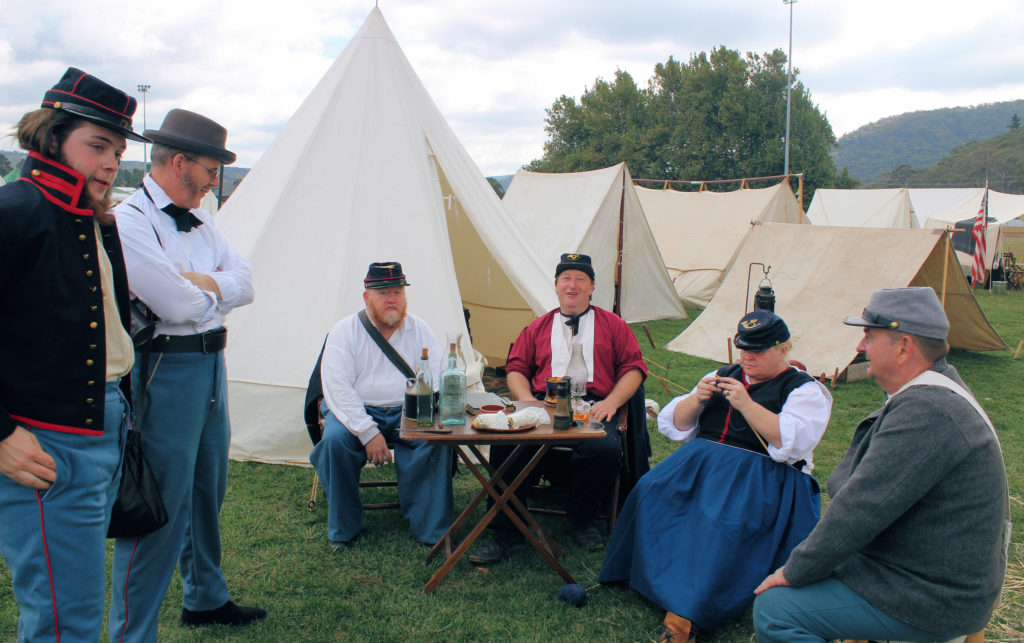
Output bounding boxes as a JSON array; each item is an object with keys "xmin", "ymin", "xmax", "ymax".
[{"xmin": 41, "ymin": 67, "xmax": 150, "ymax": 143}]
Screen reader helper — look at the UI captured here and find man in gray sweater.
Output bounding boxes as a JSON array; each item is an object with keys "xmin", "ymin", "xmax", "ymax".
[{"xmin": 753, "ymin": 287, "xmax": 1009, "ymax": 642}]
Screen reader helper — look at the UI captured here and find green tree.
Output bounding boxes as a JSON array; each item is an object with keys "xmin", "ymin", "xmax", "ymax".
[
  {"xmin": 0, "ymin": 153, "xmax": 12, "ymax": 177},
  {"xmin": 115, "ymin": 167, "xmax": 144, "ymax": 188},
  {"xmin": 1010, "ymin": 113, "xmax": 1021, "ymax": 130},
  {"xmin": 527, "ymin": 47, "xmax": 842, "ymax": 198}
]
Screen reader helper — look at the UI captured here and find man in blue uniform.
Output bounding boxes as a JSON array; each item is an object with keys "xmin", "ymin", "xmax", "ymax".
[{"xmin": 0, "ymin": 68, "xmax": 147, "ymax": 643}]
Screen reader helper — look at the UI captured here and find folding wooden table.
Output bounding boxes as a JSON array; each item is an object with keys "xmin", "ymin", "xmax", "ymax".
[{"xmin": 400, "ymin": 401, "xmax": 606, "ymax": 592}]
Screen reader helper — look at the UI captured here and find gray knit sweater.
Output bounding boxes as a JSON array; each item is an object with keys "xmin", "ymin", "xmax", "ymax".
[{"xmin": 783, "ymin": 359, "xmax": 1008, "ymax": 637}]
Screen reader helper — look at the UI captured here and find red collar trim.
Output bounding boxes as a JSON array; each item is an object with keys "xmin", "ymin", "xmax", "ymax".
[{"xmin": 20, "ymin": 152, "xmax": 92, "ymax": 216}]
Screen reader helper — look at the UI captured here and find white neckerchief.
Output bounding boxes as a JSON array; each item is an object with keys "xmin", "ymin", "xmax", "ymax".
[{"xmin": 550, "ymin": 309, "xmax": 594, "ymax": 381}]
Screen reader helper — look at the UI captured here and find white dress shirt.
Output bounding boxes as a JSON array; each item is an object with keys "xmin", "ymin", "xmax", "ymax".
[
  {"xmin": 657, "ymin": 369, "xmax": 832, "ymax": 473},
  {"xmin": 114, "ymin": 175, "xmax": 254, "ymax": 336},
  {"xmin": 321, "ymin": 311, "xmax": 442, "ymax": 445}
]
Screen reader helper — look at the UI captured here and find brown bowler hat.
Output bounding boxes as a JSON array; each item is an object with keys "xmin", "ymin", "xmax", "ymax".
[{"xmin": 145, "ymin": 108, "xmax": 236, "ymax": 164}]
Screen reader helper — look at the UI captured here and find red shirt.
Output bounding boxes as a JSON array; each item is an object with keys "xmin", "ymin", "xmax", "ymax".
[{"xmin": 505, "ymin": 307, "xmax": 647, "ymax": 399}]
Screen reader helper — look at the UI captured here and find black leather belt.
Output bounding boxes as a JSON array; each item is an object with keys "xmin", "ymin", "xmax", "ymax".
[{"xmin": 152, "ymin": 328, "xmax": 227, "ymax": 353}]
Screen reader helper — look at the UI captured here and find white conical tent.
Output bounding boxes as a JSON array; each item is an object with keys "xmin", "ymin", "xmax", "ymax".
[
  {"xmin": 501, "ymin": 164, "xmax": 685, "ymax": 322},
  {"xmin": 217, "ymin": 7, "xmax": 556, "ymax": 465},
  {"xmin": 805, "ymin": 188, "xmax": 918, "ymax": 228},
  {"xmin": 636, "ymin": 182, "xmax": 804, "ymax": 309},
  {"xmin": 666, "ymin": 223, "xmax": 1005, "ymax": 378}
]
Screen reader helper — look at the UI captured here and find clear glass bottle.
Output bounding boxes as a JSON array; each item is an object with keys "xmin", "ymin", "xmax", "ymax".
[
  {"xmin": 415, "ymin": 347, "xmax": 434, "ymax": 427},
  {"xmin": 439, "ymin": 342, "xmax": 466, "ymax": 426},
  {"xmin": 565, "ymin": 339, "xmax": 588, "ymax": 402}
]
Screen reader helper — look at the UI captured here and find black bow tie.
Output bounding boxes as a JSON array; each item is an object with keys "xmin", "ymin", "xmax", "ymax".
[
  {"xmin": 161, "ymin": 203, "xmax": 203, "ymax": 233},
  {"xmin": 561, "ymin": 307, "xmax": 590, "ymax": 336}
]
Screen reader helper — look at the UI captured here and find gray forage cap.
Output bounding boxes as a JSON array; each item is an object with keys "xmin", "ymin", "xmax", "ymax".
[{"xmin": 843, "ymin": 287, "xmax": 950, "ymax": 340}]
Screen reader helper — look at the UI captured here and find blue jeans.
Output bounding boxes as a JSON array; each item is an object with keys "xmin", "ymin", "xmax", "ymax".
[
  {"xmin": 754, "ymin": 576, "xmax": 952, "ymax": 642},
  {"xmin": 0, "ymin": 382, "xmax": 126, "ymax": 643},
  {"xmin": 310, "ymin": 404, "xmax": 453, "ymax": 545}
]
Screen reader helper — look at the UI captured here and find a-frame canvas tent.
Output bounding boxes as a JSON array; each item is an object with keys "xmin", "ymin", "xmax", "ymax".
[
  {"xmin": 923, "ymin": 188, "xmax": 1024, "ymax": 275},
  {"xmin": 635, "ymin": 182, "xmax": 803, "ymax": 309},
  {"xmin": 217, "ymin": 8, "xmax": 556, "ymax": 465},
  {"xmin": 805, "ymin": 188, "xmax": 919, "ymax": 228},
  {"xmin": 501, "ymin": 164, "xmax": 686, "ymax": 322},
  {"xmin": 666, "ymin": 223, "xmax": 1006, "ymax": 379}
]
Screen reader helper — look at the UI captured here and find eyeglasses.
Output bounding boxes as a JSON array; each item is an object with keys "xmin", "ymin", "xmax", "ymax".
[{"xmin": 186, "ymin": 158, "xmax": 220, "ymax": 180}]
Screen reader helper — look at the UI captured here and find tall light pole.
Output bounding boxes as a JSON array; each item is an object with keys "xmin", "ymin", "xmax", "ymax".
[
  {"xmin": 783, "ymin": 0, "xmax": 796, "ymax": 176},
  {"xmin": 139, "ymin": 85, "xmax": 150, "ymax": 176}
]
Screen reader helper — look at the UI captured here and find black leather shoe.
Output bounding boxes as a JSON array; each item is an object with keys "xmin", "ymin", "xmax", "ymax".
[
  {"xmin": 467, "ymin": 531, "xmax": 526, "ymax": 564},
  {"xmin": 180, "ymin": 600, "xmax": 267, "ymax": 627},
  {"xmin": 568, "ymin": 519, "xmax": 605, "ymax": 552}
]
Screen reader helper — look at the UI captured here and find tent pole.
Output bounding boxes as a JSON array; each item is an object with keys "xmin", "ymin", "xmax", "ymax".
[
  {"xmin": 614, "ymin": 170, "xmax": 626, "ymax": 316},
  {"xmin": 941, "ymin": 230, "xmax": 951, "ymax": 307}
]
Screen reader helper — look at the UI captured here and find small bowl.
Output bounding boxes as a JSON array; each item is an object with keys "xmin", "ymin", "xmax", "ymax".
[{"xmin": 480, "ymin": 404, "xmax": 505, "ymax": 414}]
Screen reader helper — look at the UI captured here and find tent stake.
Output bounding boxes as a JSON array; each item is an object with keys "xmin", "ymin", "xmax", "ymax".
[{"xmin": 642, "ymin": 324, "xmax": 656, "ymax": 350}]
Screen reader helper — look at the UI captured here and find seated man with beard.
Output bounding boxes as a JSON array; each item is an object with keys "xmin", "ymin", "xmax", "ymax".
[{"xmin": 309, "ymin": 262, "xmax": 453, "ymax": 551}]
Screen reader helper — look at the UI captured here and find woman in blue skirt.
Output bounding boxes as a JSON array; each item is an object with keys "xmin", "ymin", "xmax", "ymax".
[{"xmin": 599, "ymin": 310, "xmax": 832, "ymax": 642}]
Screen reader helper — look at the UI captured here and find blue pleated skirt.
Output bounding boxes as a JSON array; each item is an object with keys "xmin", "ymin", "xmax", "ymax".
[{"xmin": 598, "ymin": 437, "xmax": 820, "ymax": 630}]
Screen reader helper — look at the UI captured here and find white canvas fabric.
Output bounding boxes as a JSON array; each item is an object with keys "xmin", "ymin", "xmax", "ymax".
[
  {"xmin": 636, "ymin": 182, "xmax": 803, "ymax": 309},
  {"xmin": 217, "ymin": 8, "xmax": 556, "ymax": 465},
  {"xmin": 922, "ymin": 188, "xmax": 1024, "ymax": 274},
  {"xmin": 805, "ymin": 188, "xmax": 918, "ymax": 228},
  {"xmin": 908, "ymin": 188, "xmax": 980, "ymax": 226},
  {"xmin": 502, "ymin": 164, "xmax": 686, "ymax": 322},
  {"xmin": 666, "ymin": 223, "xmax": 1005, "ymax": 379}
]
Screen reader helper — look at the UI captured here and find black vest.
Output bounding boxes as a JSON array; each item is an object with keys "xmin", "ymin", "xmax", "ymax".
[{"xmin": 696, "ymin": 364, "xmax": 813, "ymax": 456}]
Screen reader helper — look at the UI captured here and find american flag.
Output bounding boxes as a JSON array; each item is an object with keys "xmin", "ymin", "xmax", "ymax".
[{"xmin": 970, "ymin": 189, "xmax": 988, "ymax": 287}]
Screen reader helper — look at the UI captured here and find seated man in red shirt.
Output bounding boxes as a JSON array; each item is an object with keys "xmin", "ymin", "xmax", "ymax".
[{"xmin": 469, "ymin": 253, "xmax": 647, "ymax": 561}]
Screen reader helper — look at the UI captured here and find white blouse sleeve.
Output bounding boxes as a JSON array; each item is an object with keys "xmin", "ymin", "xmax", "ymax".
[
  {"xmin": 656, "ymin": 369, "xmax": 719, "ymax": 443},
  {"xmin": 767, "ymin": 379, "xmax": 833, "ymax": 469}
]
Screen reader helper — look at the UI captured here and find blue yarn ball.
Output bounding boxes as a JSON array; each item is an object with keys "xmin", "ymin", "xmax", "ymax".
[{"xmin": 556, "ymin": 583, "xmax": 587, "ymax": 607}]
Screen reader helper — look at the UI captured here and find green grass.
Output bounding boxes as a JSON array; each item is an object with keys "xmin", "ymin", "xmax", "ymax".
[{"xmin": 2, "ymin": 291, "xmax": 1023, "ymax": 642}]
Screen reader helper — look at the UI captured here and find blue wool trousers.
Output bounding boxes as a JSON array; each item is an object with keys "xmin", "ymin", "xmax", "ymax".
[
  {"xmin": 109, "ymin": 351, "xmax": 231, "ymax": 643},
  {"xmin": 310, "ymin": 404, "xmax": 453, "ymax": 545},
  {"xmin": 753, "ymin": 576, "xmax": 950, "ymax": 642},
  {"xmin": 0, "ymin": 382, "xmax": 126, "ymax": 643}
]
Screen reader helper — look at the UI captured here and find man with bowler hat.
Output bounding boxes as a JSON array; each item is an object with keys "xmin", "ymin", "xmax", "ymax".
[
  {"xmin": 470, "ymin": 252, "xmax": 647, "ymax": 562},
  {"xmin": 109, "ymin": 109, "xmax": 262, "ymax": 638},
  {"xmin": 753, "ymin": 287, "xmax": 1010, "ymax": 642},
  {"xmin": 0, "ymin": 67, "xmax": 147, "ymax": 643},
  {"xmin": 309, "ymin": 262, "xmax": 453, "ymax": 551}
]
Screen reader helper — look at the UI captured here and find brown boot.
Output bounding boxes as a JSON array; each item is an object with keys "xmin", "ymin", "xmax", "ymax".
[{"xmin": 659, "ymin": 612, "xmax": 695, "ymax": 642}]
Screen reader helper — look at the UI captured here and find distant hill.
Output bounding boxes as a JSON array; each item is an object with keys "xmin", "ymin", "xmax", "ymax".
[
  {"xmin": 864, "ymin": 124, "xmax": 1024, "ymax": 194},
  {"xmin": 833, "ymin": 99, "xmax": 1024, "ymax": 183}
]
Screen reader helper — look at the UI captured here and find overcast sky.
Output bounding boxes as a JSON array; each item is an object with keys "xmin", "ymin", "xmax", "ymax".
[{"xmin": 2, "ymin": 0, "xmax": 1021, "ymax": 176}]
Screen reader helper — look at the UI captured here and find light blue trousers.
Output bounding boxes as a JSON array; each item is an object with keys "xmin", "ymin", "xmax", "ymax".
[
  {"xmin": 0, "ymin": 382, "xmax": 126, "ymax": 643},
  {"xmin": 109, "ymin": 351, "xmax": 231, "ymax": 643},
  {"xmin": 310, "ymin": 404, "xmax": 453, "ymax": 545},
  {"xmin": 754, "ymin": 576, "xmax": 951, "ymax": 642}
]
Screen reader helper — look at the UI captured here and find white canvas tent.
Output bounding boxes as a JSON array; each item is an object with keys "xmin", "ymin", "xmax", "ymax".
[
  {"xmin": 501, "ymin": 164, "xmax": 685, "ymax": 322},
  {"xmin": 922, "ymin": 188, "xmax": 1024, "ymax": 275},
  {"xmin": 636, "ymin": 182, "xmax": 803, "ymax": 309},
  {"xmin": 805, "ymin": 188, "xmax": 918, "ymax": 228},
  {"xmin": 666, "ymin": 223, "xmax": 1005, "ymax": 378},
  {"xmin": 908, "ymin": 188, "xmax": 979, "ymax": 226},
  {"xmin": 217, "ymin": 8, "xmax": 556, "ymax": 465}
]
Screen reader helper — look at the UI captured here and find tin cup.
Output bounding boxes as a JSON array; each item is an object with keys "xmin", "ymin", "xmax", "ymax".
[{"xmin": 544, "ymin": 376, "xmax": 562, "ymax": 407}]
